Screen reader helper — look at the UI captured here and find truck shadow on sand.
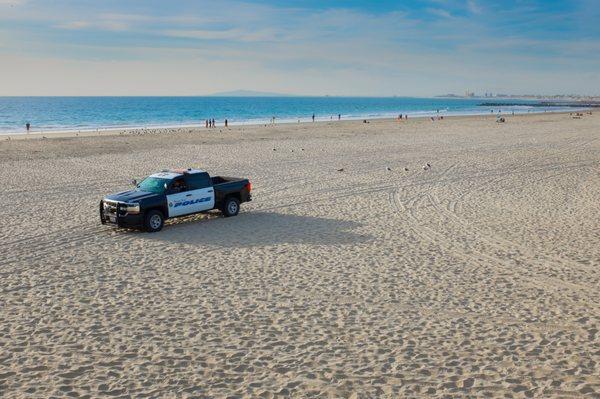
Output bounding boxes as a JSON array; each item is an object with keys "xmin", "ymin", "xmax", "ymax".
[{"xmin": 144, "ymin": 211, "xmax": 372, "ymax": 247}]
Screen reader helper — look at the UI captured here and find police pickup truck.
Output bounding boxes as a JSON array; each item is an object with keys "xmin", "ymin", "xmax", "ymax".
[{"xmin": 100, "ymin": 168, "xmax": 252, "ymax": 232}]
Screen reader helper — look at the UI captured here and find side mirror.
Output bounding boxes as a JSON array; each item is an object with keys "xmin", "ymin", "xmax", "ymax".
[{"xmin": 131, "ymin": 179, "xmax": 137, "ymax": 186}]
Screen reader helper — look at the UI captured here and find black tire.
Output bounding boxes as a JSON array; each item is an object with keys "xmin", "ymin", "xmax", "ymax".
[
  {"xmin": 144, "ymin": 210, "xmax": 164, "ymax": 232},
  {"xmin": 222, "ymin": 197, "xmax": 240, "ymax": 217}
]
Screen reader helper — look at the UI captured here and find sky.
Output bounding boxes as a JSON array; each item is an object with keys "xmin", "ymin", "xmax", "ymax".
[{"xmin": 0, "ymin": 0, "xmax": 598, "ymax": 96}]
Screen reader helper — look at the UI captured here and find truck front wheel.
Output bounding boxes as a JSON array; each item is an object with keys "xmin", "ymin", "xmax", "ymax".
[
  {"xmin": 145, "ymin": 210, "xmax": 164, "ymax": 232},
  {"xmin": 222, "ymin": 197, "xmax": 240, "ymax": 217}
]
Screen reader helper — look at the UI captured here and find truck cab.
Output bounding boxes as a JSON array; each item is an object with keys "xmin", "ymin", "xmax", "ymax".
[{"xmin": 159, "ymin": 170, "xmax": 216, "ymax": 217}]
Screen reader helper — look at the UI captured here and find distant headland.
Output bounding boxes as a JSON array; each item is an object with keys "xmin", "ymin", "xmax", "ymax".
[{"xmin": 209, "ymin": 90, "xmax": 296, "ymax": 97}]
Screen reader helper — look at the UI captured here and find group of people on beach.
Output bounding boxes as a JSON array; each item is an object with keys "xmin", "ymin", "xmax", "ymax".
[{"xmin": 205, "ymin": 119, "xmax": 228, "ymax": 128}]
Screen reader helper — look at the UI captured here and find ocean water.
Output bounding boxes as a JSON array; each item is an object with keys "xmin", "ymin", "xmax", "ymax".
[{"xmin": 0, "ymin": 96, "xmax": 567, "ymax": 134}]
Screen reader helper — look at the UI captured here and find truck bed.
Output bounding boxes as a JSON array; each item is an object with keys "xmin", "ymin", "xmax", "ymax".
[
  {"xmin": 211, "ymin": 176, "xmax": 246, "ymax": 185},
  {"xmin": 211, "ymin": 176, "xmax": 252, "ymax": 207}
]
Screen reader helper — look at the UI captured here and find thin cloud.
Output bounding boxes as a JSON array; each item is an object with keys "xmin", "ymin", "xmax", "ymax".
[
  {"xmin": 467, "ymin": 0, "xmax": 483, "ymax": 14},
  {"xmin": 54, "ymin": 21, "xmax": 90, "ymax": 30},
  {"xmin": 54, "ymin": 19, "xmax": 129, "ymax": 31},
  {"xmin": 0, "ymin": 0, "xmax": 27, "ymax": 5},
  {"xmin": 426, "ymin": 7, "xmax": 454, "ymax": 19},
  {"xmin": 163, "ymin": 28, "xmax": 286, "ymax": 42}
]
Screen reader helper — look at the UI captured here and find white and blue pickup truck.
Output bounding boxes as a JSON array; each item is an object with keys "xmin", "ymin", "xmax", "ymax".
[{"xmin": 100, "ymin": 168, "xmax": 252, "ymax": 232}]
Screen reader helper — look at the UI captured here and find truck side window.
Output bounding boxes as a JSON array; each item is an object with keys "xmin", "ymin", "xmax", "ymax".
[
  {"xmin": 170, "ymin": 178, "xmax": 188, "ymax": 193},
  {"xmin": 186, "ymin": 173, "xmax": 211, "ymax": 190}
]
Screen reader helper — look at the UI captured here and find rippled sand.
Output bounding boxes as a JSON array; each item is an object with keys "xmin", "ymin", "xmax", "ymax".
[{"xmin": 1, "ymin": 112, "xmax": 599, "ymax": 398}]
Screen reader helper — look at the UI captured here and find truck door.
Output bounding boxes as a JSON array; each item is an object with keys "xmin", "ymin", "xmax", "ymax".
[
  {"xmin": 166, "ymin": 177, "xmax": 196, "ymax": 217},
  {"xmin": 184, "ymin": 172, "xmax": 215, "ymax": 212}
]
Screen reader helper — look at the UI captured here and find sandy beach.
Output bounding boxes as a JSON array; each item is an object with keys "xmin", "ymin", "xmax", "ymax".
[{"xmin": 1, "ymin": 112, "xmax": 599, "ymax": 398}]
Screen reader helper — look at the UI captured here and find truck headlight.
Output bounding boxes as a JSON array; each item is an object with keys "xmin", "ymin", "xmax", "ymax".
[{"xmin": 125, "ymin": 203, "xmax": 140, "ymax": 214}]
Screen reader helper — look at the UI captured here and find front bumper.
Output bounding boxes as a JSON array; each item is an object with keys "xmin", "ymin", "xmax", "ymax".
[{"xmin": 100, "ymin": 200, "xmax": 144, "ymax": 228}]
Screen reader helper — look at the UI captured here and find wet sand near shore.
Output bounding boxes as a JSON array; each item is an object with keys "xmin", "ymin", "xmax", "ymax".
[{"xmin": 1, "ymin": 112, "xmax": 599, "ymax": 397}]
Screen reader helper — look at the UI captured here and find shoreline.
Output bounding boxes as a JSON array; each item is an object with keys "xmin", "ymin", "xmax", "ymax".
[{"xmin": 0, "ymin": 108, "xmax": 588, "ymax": 141}]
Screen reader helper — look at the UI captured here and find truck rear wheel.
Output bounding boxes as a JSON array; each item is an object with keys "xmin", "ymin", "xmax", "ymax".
[
  {"xmin": 222, "ymin": 197, "xmax": 240, "ymax": 217},
  {"xmin": 145, "ymin": 210, "xmax": 164, "ymax": 232}
]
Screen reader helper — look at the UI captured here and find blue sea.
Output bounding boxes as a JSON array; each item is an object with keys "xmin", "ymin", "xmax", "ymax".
[{"xmin": 0, "ymin": 96, "xmax": 570, "ymax": 134}]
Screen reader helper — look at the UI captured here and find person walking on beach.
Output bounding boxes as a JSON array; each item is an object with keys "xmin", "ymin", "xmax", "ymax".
[
  {"xmin": 212, "ymin": 118, "xmax": 215, "ymax": 128},
  {"xmin": 338, "ymin": 114, "xmax": 341, "ymax": 120},
  {"xmin": 26, "ymin": 122, "xmax": 30, "ymax": 133},
  {"xmin": 312, "ymin": 114, "xmax": 315, "ymax": 122},
  {"xmin": 205, "ymin": 120, "xmax": 208, "ymax": 128},
  {"xmin": 225, "ymin": 119, "xmax": 228, "ymax": 128}
]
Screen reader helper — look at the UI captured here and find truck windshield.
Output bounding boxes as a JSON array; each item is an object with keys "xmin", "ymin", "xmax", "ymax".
[{"xmin": 137, "ymin": 177, "xmax": 169, "ymax": 194}]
